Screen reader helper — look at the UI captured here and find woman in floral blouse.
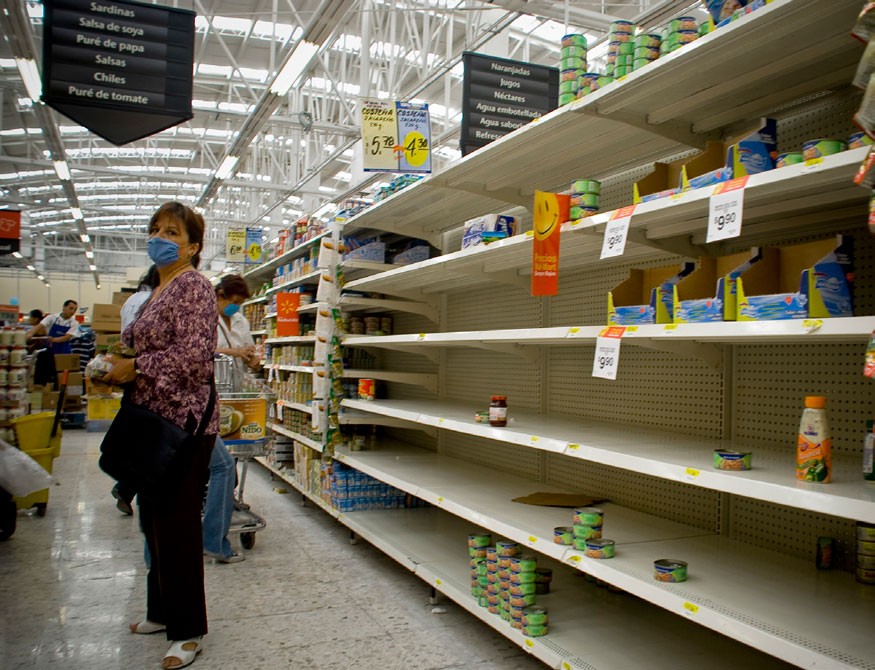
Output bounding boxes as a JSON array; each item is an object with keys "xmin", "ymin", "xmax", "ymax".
[{"xmin": 103, "ymin": 201, "xmax": 217, "ymax": 670}]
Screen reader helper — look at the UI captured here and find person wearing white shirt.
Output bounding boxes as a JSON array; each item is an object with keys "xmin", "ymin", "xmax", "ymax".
[{"xmin": 26, "ymin": 299, "xmax": 80, "ymax": 354}]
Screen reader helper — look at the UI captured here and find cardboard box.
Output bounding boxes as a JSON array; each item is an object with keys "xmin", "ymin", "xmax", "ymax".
[
  {"xmin": 737, "ymin": 236, "xmax": 854, "ymax": 321},
  {"xmin": 54, "ymin": 353, "xmax": 81, "ymax": 371},
  {"xmin": 112, "ymin": 291, "xmax": 132, "ymax": 307},
  {"xmin": 87, "ymin": 395, "xmax": 121, "ymax": 421},
  {"xmin": 634, "ymin": 119, "xmax": 777, "ymax": 203},
  {"xmin": 63, "ymin": 396, "xmax": 83, "ymax": 411},
  {"xmin": 95, "ymin": 333, "xmax": 122, "ymax": 348},
  {"xmin": 461, "ymin": 214, "xmax": 518, "ymax": 249},
  {"xmin": 392, "ymin": 245, "xmax": 430, "ymax": 265},
  {"xmin": 85, "ymin": 378, "xmax": 123, "ymax": 396},
  {"xmin": 343, "ymin": 241, "xmax": 385, "ymax": 262},
  {"xmin": 65, "ymin": 372, "xmax": 84, "ymax": 395},
  {"xmin": 91, "ymin": 320, "xmax": 121, "ymax": 333},
  {"xmin": 218, "ymin": 397, "xmax": 267, "ymax": 443},
  {"xmin": 673, "ymin": 249, "xmax": 762, "ymax": 323},
  {"xmin": 608, "ymin": 262, "xmax": 695, "ymax": 325},
  {"xmin": 92, "ymin": 303, "xmax": 121, "ymax": 321},
  {"xmin": 42, "ymin": 391, "xmax": 59, "ymax": 410}
]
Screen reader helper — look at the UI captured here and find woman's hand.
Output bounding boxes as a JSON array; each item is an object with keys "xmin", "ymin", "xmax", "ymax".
[{"xmin": 101, "ymin": 355, "xmax": 138, "ymax": 385}]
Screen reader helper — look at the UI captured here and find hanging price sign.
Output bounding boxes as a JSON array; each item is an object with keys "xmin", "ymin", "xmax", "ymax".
[
  {"xmin": 600, "ymin": 205, "xmax": 635, "ymax": 259},
  {"xmin": 592, "ymin": 326, "xmax": 625, "ymax": 380},
  {"xmin": 361, "ymin": 99, "xmax": 431, "ymax": 173},
  {"xmin": 706, "ymin": 176, "xmax": 748, "ymax": 243}
]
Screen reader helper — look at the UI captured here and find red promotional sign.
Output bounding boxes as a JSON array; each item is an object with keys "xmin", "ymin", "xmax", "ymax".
[
  {"xmin": 531, "ymin": 191, "xmax": 570, "ymax": 296},
  {"xmin": 0, "ymin": 210, "xmax": 21, "ymax": 255},
  {"xmin": 276, "ymin": 293, "xmax": 301, "ymax": 337}
]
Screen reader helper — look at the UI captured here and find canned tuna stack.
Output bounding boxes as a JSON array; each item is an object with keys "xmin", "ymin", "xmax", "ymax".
[
  {"xmin": 605, "ymin": 20, "xmax": 635, "ymax": 79},
  {"xmin": 496, "ymin": 540, "xmax": 519, "ymax": 623},
  {"xmin": 857, "ymin": 522, "xmax": 875, "ymax": 585},
  {"xmin": 509, "ymin": 553, "xmax": 542, "ymax": 634},
  {"xmin": 468, "ymin": 531, "xmax": 492, "ymax": 601},
  {"xmin": 660, "ymin": 16, "xmax": 699, "ymax": 55},
  {"xmin": 632, "ymin": 32, "xmax": 661, "ymax": 71},
  {"xmin": 570, "ymin": 179, "xmax": 601, "ymax": 221},
  {"xmin": 558, "ymin": 34, "xmax": 588, "ymax": 106},
  {"xmin": 575, "ymin": 72, "xmax": 599, "ymax": 99}
]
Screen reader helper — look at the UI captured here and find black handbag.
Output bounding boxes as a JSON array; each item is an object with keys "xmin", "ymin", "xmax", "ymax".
[{"xmin": 99, "ymin": 382, "xmax": 216, "ymax": 494}]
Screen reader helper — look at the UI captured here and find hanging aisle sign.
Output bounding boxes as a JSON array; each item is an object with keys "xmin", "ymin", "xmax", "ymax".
[
  {"xmin": 41, "ymin": 0, "xmax": 195, "ymax": 146},
  {"xmin": 706, "ymin": 176, "xmax": 749, "ymax": 243},
  {"xmin": 361, "ymin": 99, "xmax": 432, "ymax": 173},
  {"xmin": 226, "ymin": 229, "xmax": 246, "ymax": 263},
  {"xmin": 276, "ymin": 293, "xmax": 301, "ymax": 337},
  {"xmin": 245, "ymin": 228, "xmax": 263, "ymax": 265},
  {"xmin": 531, "ymin": 191, "xmax": 570, "ymax": 296},
  {"xmin": 0, "ymin": 210, "xmax": 21, "ymax": 255}
]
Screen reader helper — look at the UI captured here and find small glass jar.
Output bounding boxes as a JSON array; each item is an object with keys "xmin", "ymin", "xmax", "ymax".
[{"xmin": 489, "ymin": 395, "xmax": 508, "ymax": 427}]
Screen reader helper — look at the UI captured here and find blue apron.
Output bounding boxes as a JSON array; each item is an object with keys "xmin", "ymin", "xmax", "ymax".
[{"xmin": 48, "ymin": 319, "xmax": 73, "ymax": 354}]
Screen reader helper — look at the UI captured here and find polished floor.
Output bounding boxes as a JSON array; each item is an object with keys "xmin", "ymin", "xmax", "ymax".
[{"xmin": 0, "ymin": 429, "xmax": 548, "ymax": 670}]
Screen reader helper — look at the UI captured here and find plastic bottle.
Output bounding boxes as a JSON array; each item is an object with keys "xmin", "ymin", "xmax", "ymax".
[
  {"xmin": 796, "ymin": 396, "xmax": 831, "ymax": 483},
  {"xmin": 864, "ymin": 420, "xmax": 875, "ymax": 483}
]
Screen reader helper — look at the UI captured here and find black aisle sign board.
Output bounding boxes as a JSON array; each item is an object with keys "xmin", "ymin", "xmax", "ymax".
[
  {"xmin": 460, "ymin": 52, "xmax": 558, "ymax": 156},
  {"xmin": 41, "ymin": 0, "xmax": 195, "ymax": 146}
]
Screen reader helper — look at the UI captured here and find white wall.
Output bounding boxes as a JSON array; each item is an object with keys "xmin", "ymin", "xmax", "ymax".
[{"xmin": 1, "ymin": 272, "xmax": 136, "ymax": 323}]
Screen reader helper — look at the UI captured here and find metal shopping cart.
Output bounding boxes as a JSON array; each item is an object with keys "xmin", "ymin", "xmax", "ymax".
[{"xmin": 214, "ymin": 354, "xmax": 269, "ymax": 550}]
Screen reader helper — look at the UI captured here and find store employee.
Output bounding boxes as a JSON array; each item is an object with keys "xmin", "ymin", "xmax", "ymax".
[{"xmin": 26, "ymin": 299, "xmax": 80, "ymax": 354}]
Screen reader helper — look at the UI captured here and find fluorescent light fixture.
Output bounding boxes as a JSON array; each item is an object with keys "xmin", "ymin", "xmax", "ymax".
[
  {"xmin": 270, "ymin": 40, "xmax": 319, "ymax": 96},
  {"xmin": 80, "ymin": 234, "xmax": 90, "ymax": 243},
  {"xmin": 85, "ymin": 250, "xmax": 94, "ymax": 258},
  {"xmin": 12, "ymin": 251, "xmax": 22, "ymax": 258},
  {"xmin": 88, "ymin": 264, "xmax": 97, "ymax": 271},
  {"xmin": 15, "ymin": 58, "xmax": 42, "ymax": 100},
  {"xmin": 96, "ymin": 283, "xmax": 101, "ymax": 289},
  {"xmin": 26, "ymin": 264, "xmax": 35, "ymax": 271},
  {"xmin": 71, "ymin": 207, "xmax": 83, "ymax": 219},
  {"xmin": 53, "ymin": 160, "xmax": 71, "ymax": 181},
  {"xmin": 36, "ymin": 274, "xmax": 44, "ymax": 280},
  {"xmin": 214, "ymin": 155, "xmax": 240, "ymax": 180}
]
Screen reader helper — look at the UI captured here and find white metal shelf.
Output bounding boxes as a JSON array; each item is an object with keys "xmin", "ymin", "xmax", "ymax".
[
  {"xmin": 276, "ymin": 399, "xmax": 313, "ymax": 415},
  {"xmin": 264, "ymin": 270, "xmax": 322, "ymax": 295},
  {"xmin": 255, "ymin": 457, "xmax": 335, "ymax": 514},
  {"xmin": 241, "ymin": 295, "xmax": 268, "ymax": 306},
  {"xmin": 344, "ymin": 147, "xmax": 870, "ymax": 298},
  {"xmin": 264, "ymin": 363, "xmax": 317, "ymax": 374},
  {"xmin": 335, "ymin": 444, "xmax": 875, "ymax": 670},
  {"xmin": 243, "ymin": 230, "xmax": 329, "ymax": 282},
  {"xmin": 249, "ymin": 329, "xmax": 267, "ymax": 336},
  {"xmin": 342, "ymin": 368, "xmax": 438, "ymax": 393},
  {"xmin": 264, "ymin": 335, "xmax": 316, "ymax": 345},
  {"xmin": 341, "ymin": 259, "xmax": 398, "ymax": 281},
  {"xmin": 341, "ymin": 398, "xmax": 875, "ymax": 523},
  {"xmin": 342, "ymin": 0, "xmax": 864, "ymax": 244},
  {"xmin": 267, "ymin": 422, "xmax": 323, "ymax": 452}
]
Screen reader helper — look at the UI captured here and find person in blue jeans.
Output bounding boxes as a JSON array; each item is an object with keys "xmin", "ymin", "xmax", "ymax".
[{"xmin": 202, "ymin": 275, "xmax": 259, "ymax": 564}]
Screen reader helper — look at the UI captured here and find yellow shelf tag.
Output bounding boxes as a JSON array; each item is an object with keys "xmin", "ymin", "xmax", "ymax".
[
  {"xmin": 569, "ymin": 327, "xmax": 580, "ymax": 335},
  {"xmin": 626, "ymin": 326, "xmax": 638, "ymax": 333},
  {"xmin": 435, "ymin": 579, "xmax": 442, "ymax": 586},
  {"xmin": 664, "ymin": 324, "xmax": 678, "ymax": 331},
  {"xmin": 525, "ymin": 230, "xmax": 534, "ymax": 237},
  {"xmin": 438, "ymin": 418, "xmax": 445, "ymax": 425},
  {"xmin": 418, "ymin": 333, "xmax": 427, "ymax": 340},
  {"xmin": 437, "ymin": 496, "xmax": 444, "ymax": 503},
  {"xmin": 524, "ymin": 639, "xmax": 535, "ymax": 648},
  {"xmin": 683, "ymin": 602, "xmax": 699, "ymax": 615},
  {"xmin": 563, "ymin": 663, "xmax": 573, "ymax": 670},
  {"xmin": 567, "ymin": 443, "xmax": 580, "ymax": 451},
  {"xmin": 685, "ymin": 468, "xmax": 700, "ymax": 478},
  {"xmin": 528, "ymin": 536, "xmax": 538, "ymax": 544},
  {"xmin": 802, "ymin": 319, "xmax": 823, "ymax": 333},
  {"xmin": 568, "ymin": 554, "xmax": 581, "ymax": 564},
  {"xmin": 530, "ymin": 436, "xmax": 539, "ymax": 443}
]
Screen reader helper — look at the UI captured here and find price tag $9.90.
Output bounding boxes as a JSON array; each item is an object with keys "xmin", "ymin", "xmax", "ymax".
[
  {"xmin": 592, "ymin": 326, "xmax": 625, "ymax": 380},
  {"xmin": 600, "ymin": 206, "xmax": 635, "ymax": 260},
  {"xmin": 706, "ymin": 177, "xmax": 748, "ymax": 243}
]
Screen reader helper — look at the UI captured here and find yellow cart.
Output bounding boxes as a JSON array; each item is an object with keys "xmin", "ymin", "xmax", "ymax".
[{"xmin": 11, "ymin": 412, "xmax": 62, "ymax": 516}]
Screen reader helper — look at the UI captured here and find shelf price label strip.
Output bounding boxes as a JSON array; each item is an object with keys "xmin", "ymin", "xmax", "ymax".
[
  {"xmin": 600, "ymin": 205, "xmax": 635, "ymax": 260},
  {"xmin": 706, "ymin": 176, "xmax": 748, "ymax": 243}
]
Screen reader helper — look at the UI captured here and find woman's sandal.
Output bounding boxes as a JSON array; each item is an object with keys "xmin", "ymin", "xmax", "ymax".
[
  {"xmin": 129, "ymin": 619, "xmax": 165, "ymax": 634},
  {"xmin": 162, "ymin": 637, "xmax": 203, "ymax": 669}
]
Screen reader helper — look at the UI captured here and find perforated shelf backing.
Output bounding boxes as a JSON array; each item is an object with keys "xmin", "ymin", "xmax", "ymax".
[
  {"xmin": 446, "ymin": 281, "xmax": 543, "ymax": 331},
  {"xmin": 440, "ymin": 430, "xmax": 543, "ymax": 481},
  {"xmin": 444, "ymin": 349, "xmax": 542, "ymax": 410}
]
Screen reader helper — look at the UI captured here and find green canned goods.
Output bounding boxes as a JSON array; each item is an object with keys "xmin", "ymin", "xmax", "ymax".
[
  {"xmin": 635, "ymin": 33, "xmax": 662, "ymax": 48},
  {"xmin": 802, "ymin": 138, "xmax": 847, "ymax": 160},
  {"xmin": 560, "ymin": 57, "xmax": 586, "ymax": 71},
  {"xmin": 654, "ymin": 558, "xmax": 687, "ymax": 582},
  {"xmin": 522, "ymin": 606, "xmax": 549, "ymax": 626},
  {"xmin": 610, "ymin": 20, "xmax": 634, "ymax": 33},
  {"xmin": 857, "ymin": 522, "xmax": 875, "ymax": 541},
  {"xmin": 469, "ymin": 547, "xmax": 488, "ymax": 558},
  {"xmin": 596, "ymin": 75, "xmax": 616, "ymax": 89},
  {"xmin": 509, "ymin": 593, "xmax": 537, "ymax": 608},
  {"xmin": 676, "ymin": 30, "xmax": 698, "ymax": 44},
  {"xmin": 561, "ymin": 33, "xmax": 588, "ymax": 48},
  {"xmin": 775, "ymin": 152, "xmax": 804, "ymax": 168},
  {"xmin": 553, "ymin": 526, "xmax": 574, "ymax": 545},
  {"xmin": 633, "ymin": 59, "xmax": 654, "ymax": 71},
  {"xmin": 570, "ymin": 193, "xmax": 599, "ymax": 208},
  {"xmin": 699, "ymin": 21, "xmax": 713, "ymax": 36},
  {"xmin": 522, "ymin": 624, "xmax": 548, "ymax": 637},
  {"xmin": 509, "ymin": 582, "xmax": 537, "ymax": 596},
  {"xmin": 585, "ymin": 538, "xmax": 616, "ymax": 559},
  {"xmin": 573, "ymin": 507, "xmax": 604, "ymax": 526},
  {"xmin": 572, "ymin": 179, "xmax": 600, "ymax": 194},
  {"xmin": 573, "ymin": 524, "xmax": 603, "ymax": 540},
  {"xmin": 713, "ymin": 449, "xmax": 752, "ymax": 471},
  {"xmin": 561, "ymin": 45, "xmax": 587, "ymax": 59},
  {"xmin": 559, "ymin": 80, "xmax": 578, "ymax": 95},
  {"xmin": 669, "ymin": 16, "xmax": 698, "ymax": 32},
  {"xmin": 570, "ymin": 206, "xmax": 598, "ymax": 220},
  {"xmin": 478, "ymin": 593, "xmax": 488, "ymax": 607},
  {"xmin": 509, "ymin": 571, "xmax": 537, "ymax": 584},
  {"xmin": 510, "ymin": 555, "xmax": 538, "ymax": 573},
  {"xmin": 618, "ymin": 41, "xmax": 635, "ymax": 55},
  {"xmin": 487, "ymin": 604, "xmax": 500, "ymax": 615},
  {"xmin": 496, "ymin": 540, "xmax": 520, "ymax": 556},
  {"xmin": 468, "ymin": 532, "xmax": 492, "ymax": 548},
  {"xmin": 849, "ymin": 132, "xmax": 875, "ymax": 149},
  {"xmin": 634, "ymin": 46, "xmax": 660, "ymax": 60},
  {"xmin": 559, "ymin": 93, "xmax": 578, "ymax": 106},
  {"xmin": 614, "ymin": 65, "xmax": 630, "ymax": 77}
]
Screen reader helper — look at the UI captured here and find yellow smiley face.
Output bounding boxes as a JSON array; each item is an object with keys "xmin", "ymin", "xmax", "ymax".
[{"xmin": 534, "ymin": 193, "xmax": 561, "ymax": 241}]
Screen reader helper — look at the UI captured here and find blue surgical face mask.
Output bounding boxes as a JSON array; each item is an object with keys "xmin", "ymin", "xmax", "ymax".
[
  {"xmin": 147, "ymin": 236, "xmax": 179, "ymax": 266},
  {"xmin": 223, "ymin": 303, "xmax": 240, "ymax": 317}
]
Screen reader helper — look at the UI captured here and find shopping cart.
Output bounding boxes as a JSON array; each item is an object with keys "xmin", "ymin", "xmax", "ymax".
[{"xmin": 214, "ymin": 354, "xmax": 269, "ymax": 550}]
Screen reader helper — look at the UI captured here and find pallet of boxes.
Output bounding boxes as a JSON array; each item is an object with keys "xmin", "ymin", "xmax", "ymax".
[{"xmin": 85, "ymin": 296, "xmax": 125, "ymax": 430}]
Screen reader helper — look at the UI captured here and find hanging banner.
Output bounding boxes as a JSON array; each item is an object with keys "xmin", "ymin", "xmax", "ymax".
[
  {"xmin": 245, "ymin": 227, "xmax": 263, "ymax": 265},
  {"xmin": 531, "ymin": 191, "xmax": 569, "ymax": 296},
  {"xmin": 275, "ymin": 293, "xmax": 301, "ymax": 337},
  {"xmin": 226, "ymin": 228, "xmax": 246, "ymax": 263},
  {"xmin": 41, "ymin": 0, "xmax": 195, "ymax": 146},
  {"xmin": 0, "ymin": 210, "xmax": 21, "ymax": 255},
  {"xmin": 361, "ymin": 99, "xmax": 431, "ymax": 173}
]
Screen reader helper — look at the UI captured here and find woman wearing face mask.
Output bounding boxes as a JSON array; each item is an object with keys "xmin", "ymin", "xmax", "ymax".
[
  {"xmin": 203, "ymin": 275, "xmax": 258, "ymax": 564},
  {"xmin": 102, "ymin": 202, "xmax": 217, "ymax": 670}
]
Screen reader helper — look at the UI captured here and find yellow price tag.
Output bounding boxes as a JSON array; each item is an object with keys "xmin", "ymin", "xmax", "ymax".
[
  {"xmin": 435, "ymin": 579, "xmax": 442, "ymax": 586},
  {"xmin": 530, "ymin": 436, "xmax": 539, "ymax": 444},
  {"xmin": 802, "ymin": 319, "xmax": 823, "ymax": 333},
  {"xmin": 685, "ymin": 468, "xmax": 700, "ymax": 478},
  {"xmin": 563, "ymin": 664, "xmax": 573, "ymax": 670},
  {"xmin": 568, "ymin": 555, "xmax": 581, "ymax": 564},
  {"xmin": 683, "ymin": 602, "xmax": 699, "ymax": 615},
  {"xmin": 524, "ymin": 639, "xmax": 535, "ymax": 648},
  {"xmin": 438, "ymin": 418, "xmax": 445, "ymax": 425},
  {"xmin": 528, "ymin": 536, "xmax": 538, "ymax": 544},
  {"xmin": 569, "ymin": 327, "xmax": 580, "ymax": 335},
  {"xmin": 664, "ymin": 324, "xmax": 678, "ymax": 331},
  {"xmin": 437, "ymin": 496, "xmax": 444, "ymax": 503},
  {"xmin": 804, "ymin": 157, "xmax": 823, "ymax": 167},
  {"xmin": 525, "ymin": 230, "xmax": 534, "ymax": 237},
  {"xmin": 568, "ymin": 443, "xmax": 580, "ymax": 451},
  {"xmin": 418, "ymin": 333, "xmax": 427, "ymax": 340},
  {"xmin": 626, "ymin": 326, "xmax": 638, "ymax": 333}
]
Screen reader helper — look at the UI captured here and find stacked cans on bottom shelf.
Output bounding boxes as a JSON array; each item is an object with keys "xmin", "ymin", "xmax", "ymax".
[
  {"xmin": 558, "ymin": 34, "xmax": 588, "ymax": 106},
  {"xmin": 469, "ymin": 532, "xmax": 549, "ymax": 637},
  {"xmin": 857, "ymin": 522, "xmax": 875, "ymax": 584},
  {"xmin": 570, "ymin": 179, "xmax": 601, "ymax": 221}
]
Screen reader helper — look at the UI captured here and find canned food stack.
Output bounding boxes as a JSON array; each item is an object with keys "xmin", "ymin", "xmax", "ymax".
[
  {"xmin": 857, "ymin": 522, "xmax": 875, "ymax": 585},
  {"xmin": 605, "ymin": 20, "xmax": 635, "ymax": 79},
  {"xmin": 328, "ymin": 461, "xmax": 420, "ymax": 512},
  {"xmin": 575, "ymin": 71, "xmax": 601, "ymax": 99},
  {"xmin": 469, "ymin": 532, "xmax": 492, "ymax": 599},
  {"xmin": 559, "ymin": 34, "xmax": 588, "ymax": 106},
  {"xmin": 0, "ymin": 328, "xmax": 29, "ymax": 443},
  {"xmin": 570, "ymin": 179, "xmax": 601, "ymax": 221},
  {"xmin": 660, "ymin": 16, "xmax": 699, "ymax": 55},
  {"xmin": 632, "ymin": 32, "xmax": 661, "ymax": 71}
]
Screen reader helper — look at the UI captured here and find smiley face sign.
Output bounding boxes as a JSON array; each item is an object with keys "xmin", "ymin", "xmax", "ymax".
[{"xmin": 531, "ymin": 191, "xmax": 570, "ymax": 296}]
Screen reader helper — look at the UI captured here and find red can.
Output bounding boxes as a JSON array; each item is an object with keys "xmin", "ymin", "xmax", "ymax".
[{"xmin": 358, "ymin": 378, "xmax": 375, "ymax": 400}]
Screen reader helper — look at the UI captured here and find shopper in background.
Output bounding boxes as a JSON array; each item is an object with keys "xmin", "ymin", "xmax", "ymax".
[
  {"xmin": 26, "ymin": 299, "xmax": 80, "ymax": 354},
  {"xmin": 101, "ymin": 202, "xmax": 217, "ymax": 670},
  {"xmin": 110, "ymin": 264, "xmax": 160, "ymax": 517},
  {"xmin": 26, "ymin": 309, "xmax": 44, "ymax": 327},
  {"xmin": 203, "ymin": 274, "xmax": 257, "ymax": 564}
]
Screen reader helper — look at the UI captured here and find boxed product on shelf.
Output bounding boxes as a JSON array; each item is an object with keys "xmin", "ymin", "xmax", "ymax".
[
  {"xmin": 53, "ymin": 353, "xmax": 80, "ymax": 372},
  {"xmin": 736, "ymin": 235, "xmax": 854, "ymax": 320},
  {"xmin": 608, "ymin": 262, "xmax": 695, "ymax": 325},
  {"xmin": 633, "ymin": 119, "xmax": 776, "ymax": 203},
  {"xmin": 461, "ymin": 214, "xmax": 518, "ymax": 249},
  {"xmin": 673, "ymin": 248, "xmax": 762, "ymax": 323},
  {"xmin": 343, "ymin": 239, "xmax": 386, "ymax": 262},
  {"xmin": 392, "ymin": 243, "xmax": 430, "ymax": 265}
]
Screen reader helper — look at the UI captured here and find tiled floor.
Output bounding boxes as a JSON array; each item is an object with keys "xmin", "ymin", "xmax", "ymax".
[{"xmin": 0, "ymin": 429, "xmax": 547, "ymax": 670}]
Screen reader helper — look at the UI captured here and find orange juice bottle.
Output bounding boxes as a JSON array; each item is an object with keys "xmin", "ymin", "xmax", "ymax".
[{"xmin": 797, "ymin": 396, "xmax": 831, "ymax": 483}]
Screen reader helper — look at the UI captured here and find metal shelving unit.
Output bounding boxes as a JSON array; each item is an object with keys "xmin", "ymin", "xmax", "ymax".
[
  {"xmin": 267, "ymin": 422, "xmax": 323, "ymax": 452},
  {"xmin": 243, "ymin": 231, "xmax": 330, "ymax": 283}
]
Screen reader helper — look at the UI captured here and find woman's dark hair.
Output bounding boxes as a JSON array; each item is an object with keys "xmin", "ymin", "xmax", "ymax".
[
  {"xmin": 149, "ymin": 201, "xmax": 205, "ymax": 268},
  {"xmin": 29, "ymin": 309, "xmax": 44, "ymax": 321},
  {"xmin": 138, "ymin": 265, "xmax": 160, "ymax": 290},
  {"xmin": 216, "ymin": 274, "xmax": 251, "ymax": 300}
]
